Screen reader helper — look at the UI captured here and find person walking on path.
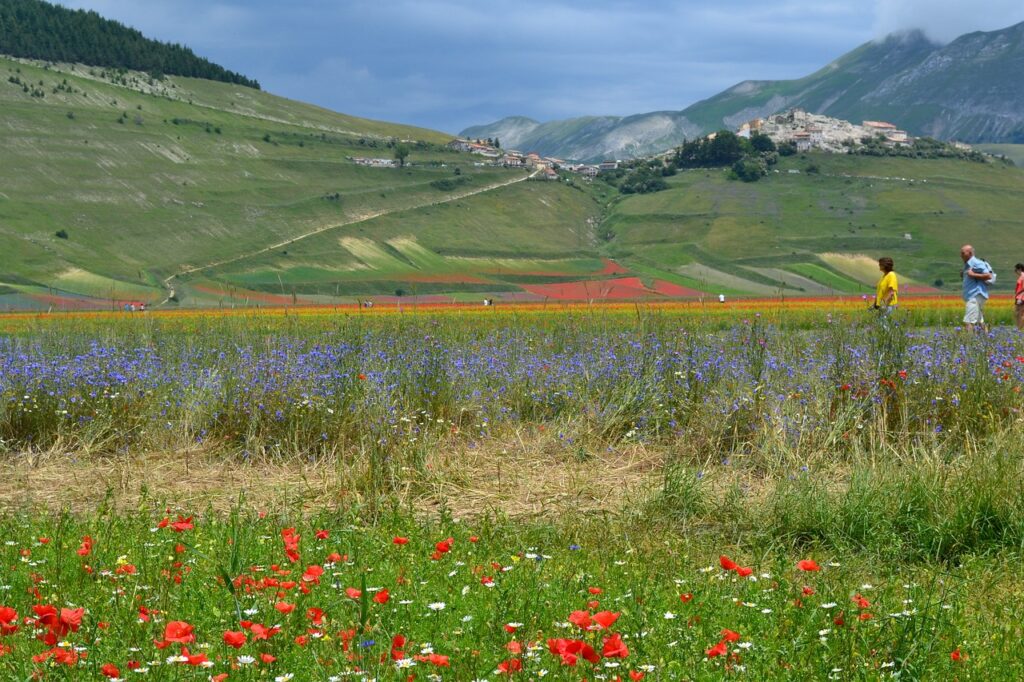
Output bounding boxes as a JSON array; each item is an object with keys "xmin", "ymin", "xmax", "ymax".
[
  {"xmin": 1015, "ymin": 263, "xmax": 1024, "ymax": 330},
  {"xmin": 960, "ymin": 244, "xmax": 993, "ymax": 331},
  {"xmin": 874, "ymin": 257, "xmax": 898, "ymax": 314}
]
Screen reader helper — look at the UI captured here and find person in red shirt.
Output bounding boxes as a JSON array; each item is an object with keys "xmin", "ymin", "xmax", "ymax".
[{"xmin": 1015, "ymin": 263, "xmax": 1024, "ymax": 330}]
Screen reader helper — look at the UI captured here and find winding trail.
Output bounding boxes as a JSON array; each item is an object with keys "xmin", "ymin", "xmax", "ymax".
[{"xmin": 157, "ymin": 169, "xmax": 537, "ymax": 305}]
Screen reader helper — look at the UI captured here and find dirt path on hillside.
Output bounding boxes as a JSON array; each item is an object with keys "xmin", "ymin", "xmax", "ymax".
[{"xmin": 157, "ymin": 169, "xmax": 538, "ymax": 305}]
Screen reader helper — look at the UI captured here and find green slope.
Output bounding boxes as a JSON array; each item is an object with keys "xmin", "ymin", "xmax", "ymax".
[
  {"xmin": 0, "ymin": 55, "xmax": 614, "ymax": 307},
  {"xmin": 602, "ymin": 153, "xmax": 1024, "ymax": 295}
]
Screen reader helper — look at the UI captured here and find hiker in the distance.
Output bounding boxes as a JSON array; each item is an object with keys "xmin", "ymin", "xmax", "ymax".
[
  {"xmin": 874, "ymin": 257, "xmax": 898, "ymax": 314},
  {"xmin": 1015, "ymin": 263, "xmax": 1024, "ymax": 329},
  {"xmin": 960, "ymin": 244, "xmax": 994, "ymax": 331}
]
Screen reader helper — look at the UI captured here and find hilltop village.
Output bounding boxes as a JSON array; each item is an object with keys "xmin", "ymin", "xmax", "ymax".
[
  {"xmin": 446, "ymin": 109, "xmax": 977, "ymax": 172},
  {"xmin": 445, "ymin": 138, "xmax": 620, "ymax": 179}
]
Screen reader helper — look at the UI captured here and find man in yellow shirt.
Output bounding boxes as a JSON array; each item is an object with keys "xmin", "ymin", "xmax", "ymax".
[{"xmin": 874, "ymin": 257, "xmax": 898, "ymax": 312}]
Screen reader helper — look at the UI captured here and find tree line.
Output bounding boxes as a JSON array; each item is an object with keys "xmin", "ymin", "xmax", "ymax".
[{"xmin": 0, "ymin": 0, "xmax": 260, "ymax": 88}]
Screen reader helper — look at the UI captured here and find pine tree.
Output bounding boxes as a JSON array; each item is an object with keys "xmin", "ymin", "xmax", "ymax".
[{"xmin": 0, "ymin": 0, "xmax": 260, "ymax": 88}]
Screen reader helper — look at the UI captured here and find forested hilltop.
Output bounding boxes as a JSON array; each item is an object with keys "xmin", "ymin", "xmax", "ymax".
[{"xmin": 0, "ymin": 0, "xmax": 259, "ymax": 88}]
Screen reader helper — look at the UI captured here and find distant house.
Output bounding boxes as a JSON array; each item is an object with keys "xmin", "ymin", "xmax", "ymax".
[
  {"xmin": 525, "ymin": 153, "xmax": 546, "ymax": 169},
  {"xmin": 863, "ymin": 121, "xmax": 898, "ymax": 136},
  {"xmin": 543, "ymin": 167, "xmax": 559, "ymax": 181},
  {"xmin": 447, "ymin": 139, "xmax": 474, "ymax": 152},
  {"xmin": 502, "ymin": 154, "xmax": 524, "ymax": 167},
  {"xmin": 885, "ymin": 130, "xmax": 909, "ymax": 144},
  {"xmin": 806, "ymin": 126, "xmax": 824, "ymax": 145},
  {"xmin": 598, "ymin": 160, "xmax": 619, "ymax": 172},
  {"xmin": 579, "ymin": 165, "xmax": 599, "ymax": 178},
  {"xmin": 350, "ymin": 157, "xmax": 395, "ymax": 168},
  {"xmin": 793, "ymin": 132, "xmax": 812, "ymax": 152}
]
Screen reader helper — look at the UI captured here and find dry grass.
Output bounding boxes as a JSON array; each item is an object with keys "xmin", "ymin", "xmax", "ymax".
[
  {"xmin": 412, "ymin": 431, "xmax": 664, "ymax": 518},
  {"xmin": 0, "ymin": 434, "xmax": 666, "ymax": 517}
]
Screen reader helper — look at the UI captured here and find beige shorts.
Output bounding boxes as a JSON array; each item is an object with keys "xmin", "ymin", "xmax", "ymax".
[{"xmin": 964, "ymin": 296, "xmax": 986, "ymax": 324}]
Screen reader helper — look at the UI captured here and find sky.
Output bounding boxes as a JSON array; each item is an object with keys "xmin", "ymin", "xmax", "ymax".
[{"xmin": 54, "ymin": 0, "xmax": 1024, "ymax": 134}]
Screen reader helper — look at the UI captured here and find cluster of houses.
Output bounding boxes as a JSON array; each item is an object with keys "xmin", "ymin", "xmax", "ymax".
[
  {"xmin": 447, "ymin": 138, "xmax": 620, "ymax": 179},
  {"xmin": 735, "ymin": 109, "xmax": 914, "ymax": 153}
]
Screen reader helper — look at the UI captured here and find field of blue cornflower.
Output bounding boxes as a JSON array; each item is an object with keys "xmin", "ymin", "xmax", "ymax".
[{"xmin": 1, "ymin": 305, "xmax": 1023, "ymax": 678}]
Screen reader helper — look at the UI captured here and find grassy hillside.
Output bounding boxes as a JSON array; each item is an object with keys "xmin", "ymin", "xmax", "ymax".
[
  {"xmin": 0, "ymin": 56, "xmax": 610, "ymax": 307},
  {"xmin": 976, "ymin": 144, "xmax": 1024, "ymax": 168},
  {"xmin": 602, "ymin": 153, "xmax": 1024, "ymax": 295}
]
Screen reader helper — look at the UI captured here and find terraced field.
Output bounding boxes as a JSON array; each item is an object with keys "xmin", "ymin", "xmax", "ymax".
[{"xmin": 602, "ymin": 153, "xmax": 1024, "ymax": 296}]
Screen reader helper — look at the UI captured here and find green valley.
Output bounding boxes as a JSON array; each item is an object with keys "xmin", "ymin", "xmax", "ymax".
[{"xmin": 3, "ymin": 55, "xmax": 1024, "ymax": 308}]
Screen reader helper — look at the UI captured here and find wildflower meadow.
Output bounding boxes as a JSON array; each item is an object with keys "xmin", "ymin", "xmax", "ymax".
[{"xmin": 2, "ymin": 300, "xmax": 1024, "ymax": 679}]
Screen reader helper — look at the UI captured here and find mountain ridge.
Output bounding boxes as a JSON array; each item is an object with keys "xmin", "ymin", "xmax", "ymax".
[{"xmin": 463, "ymin": 22, "xmax": 1024, "ymax": 160}]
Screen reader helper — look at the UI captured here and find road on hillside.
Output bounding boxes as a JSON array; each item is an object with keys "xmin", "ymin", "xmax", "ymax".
[{"xmin": 157, "ymin": 169, "xmax": 538, "ymax": 305}]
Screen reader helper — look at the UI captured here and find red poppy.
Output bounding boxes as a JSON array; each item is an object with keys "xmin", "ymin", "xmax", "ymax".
[
  {"xmin": 588, "ymin": 587, "xmax": 603, "ymax": 595},
  {"xmin": 76, "ymin": 536, "xmax": 93, "ymax": 557},
  {"xmin": 706, "ymin": 639, "xmax": 728, "ymax": 658},
  {"xmin": 374, "ymin": 588, "xmax": 390, "ymax": 604},
  {"xmin": 307, "ymin": 607, "xmax": 325, "ymax": 625},
  {"xmin": 59, "ymin": 607, "xmax": 83, "ymax": 633},
  {"xmin": 250, "ymin": 623, "xmax": 281, "ymax": 640},
  {"xmin": 183, "ymin": 648, "xmax": 209, "ymax": 666},
  {"xmin": 852, "ymin": 594, "xmax": 870, "ymax": 609},
  {"xmin": 719, "ymin": 555, "xmax": 738, "ymax": 571},
  {"xmin": 274, "ymin": 601, "xmax": 295, "ymax": 614},
  {"xmin": 163, "ymin": 621, "xmax": 195, "ymax": 644},
  {"xmin": 802, "ymin": 586, "xmax": 815, "ymax": 596},
  {"xmin": 170, "ymin": 516, "xmax": 194, "ymax": 532},
  {"xmin": 630, "ymin": 672, "xmax": 645, "ymax": 680},
  {"xmin": 223, "ymin": 630, "xmax": 246, "ymax": 648},
  {"xmin": 602, "ymin": 632, "xmax": 630, "ymax": 658},
  {"xmin": 314, "ymin": 529, "xmax": 330, "ymax": 540},
  {"xmin": 797, "ymin": 559, "xmax": 821, "ymax": 572},
  {"xmin": 281, "ymin": 528, "xmax": 300, "ymax": 563},
  {"xmin": 100, "ymin": 663, "xmax": 120, "ymax": 678},
  {"xmin": 393, "ymin": 536, "xmax": 409, "ymax": 545},
  {"xmin": 302, "ymin": 565, "xmax": 324, "ymax": 584},
  {"xmin": 497, "ymin": 658, "xmax": 523, "ymax": 674},
  {"xmin": 679, "ymin": 593, "xmax": 693, "ymax": 603},
  {"xmin": 592, "ymin": 611, "xmax": 620, "ymax": 630},
  {"xmin": 345, "ymin": 587, "xmax": 362, "ymax": 600},
  {"xmin": 0, "ymin": 607, "xmax": 18, "ymax": 635},
  {"xmin": 736, "ymin": 566, "xmax": 753, "ymax": 578},
  {"xmin": 951, "ymin": 648, "xmax": 966, "ymax": 662},
  {"xmin": 721, "ymin": 628, "xmax": 740, "ymax": 642},
  {"xmin": 568, "ymin": 610, "xmax": 592, "ymax": 630},
  {"xmin": 260, "ymin": 653, "xmax": 277, "ymax": 663}
]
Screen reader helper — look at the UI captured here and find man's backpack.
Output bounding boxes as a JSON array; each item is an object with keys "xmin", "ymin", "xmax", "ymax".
[{"xmin": 982, "ymin": 260, "xmax": 997, "ymax": 285}]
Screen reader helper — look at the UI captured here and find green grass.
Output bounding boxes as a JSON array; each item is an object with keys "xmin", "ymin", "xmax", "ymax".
[
  {"xmin": 976, "ymin": 144, "xmax": 1024, "ymax": 168},
  {"xmin": 603, "ymin": 154, "xmax": 1024, "ymax": 294},
  {"xmin": 786, "ymin": 262, "xmax": 870, "ymax": 293},
  {"xmin": 0, "ymin": 56, "xmax": 526, "ymax": 303}
]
